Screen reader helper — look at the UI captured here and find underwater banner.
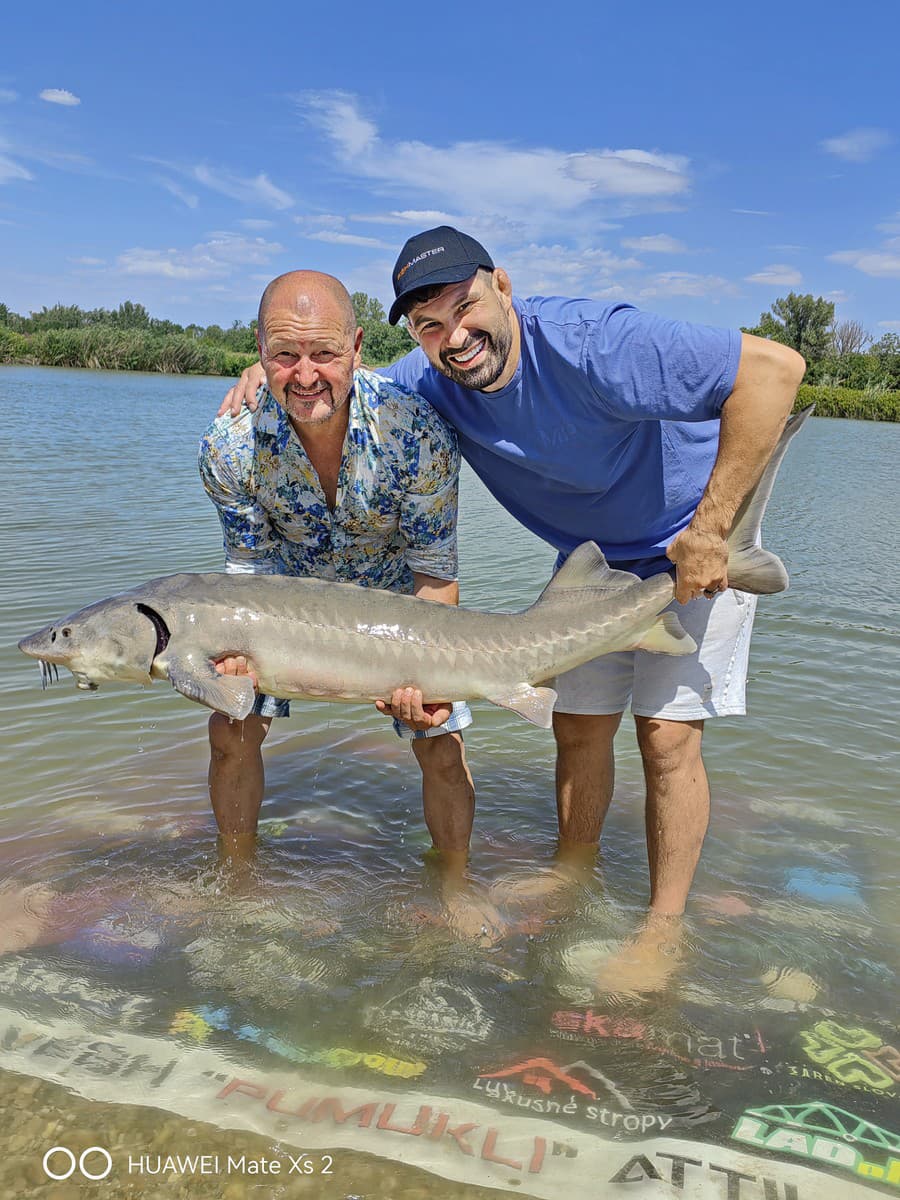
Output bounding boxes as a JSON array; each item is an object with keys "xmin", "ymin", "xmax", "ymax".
[{"xmin": 1, "ymin": 950, "xmax": 898, "ymax": 1199}]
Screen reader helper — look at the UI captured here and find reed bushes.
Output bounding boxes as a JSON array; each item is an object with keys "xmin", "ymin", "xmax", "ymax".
[
  {"xmin": 2, "ymin": 325, "xmax": 899, "ymax": 419},
  {"xmin": 796, "ymin": 383, "xmax": 900, "ymax": 422},
  {"xmin": 1, "ymin": 327, "xmax": 256, "ymax": 377}
]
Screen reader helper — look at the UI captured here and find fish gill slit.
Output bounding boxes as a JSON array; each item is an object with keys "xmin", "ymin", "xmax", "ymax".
[{"xmin": 136, "ymin": 603, "xmax": 171, "ymax": 658}]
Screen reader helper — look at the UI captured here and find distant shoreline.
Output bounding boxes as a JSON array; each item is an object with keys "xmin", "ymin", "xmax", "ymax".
[{"xmin": 1, "ymin": 359, "xmax": 897, "ymax": 421}]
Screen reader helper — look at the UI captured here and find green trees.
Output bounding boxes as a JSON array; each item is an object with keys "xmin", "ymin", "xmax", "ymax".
[
  {"xmin": 0, "ymin": 291, "xmax": 412, "ymax": 374},
  {"xmin": 350, "ymin": 291, "xmax": 415, "ymax": 365},
  {"xmin": 743, "ymin": 292, "xmax": 899, "ymax": 403},
  {"xmin": 744, "ymin": 293, "xmax": 836, "ymax": 361}
]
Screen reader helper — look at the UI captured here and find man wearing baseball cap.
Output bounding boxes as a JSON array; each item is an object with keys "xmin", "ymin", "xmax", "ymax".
[{"xmin": 220, "ymin": 226, "xmax": 805, "ymax": 953}]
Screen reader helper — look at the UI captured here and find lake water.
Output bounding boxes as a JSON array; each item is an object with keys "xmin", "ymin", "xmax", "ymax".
[{"xmin": 0, "ymin": 365, "xmax": 897, "ymax": 1199}]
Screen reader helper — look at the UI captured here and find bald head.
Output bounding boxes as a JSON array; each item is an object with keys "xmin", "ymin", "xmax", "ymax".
[
  {"xmin": 258, "ymin": 271, "xmax": 356, "ymax": 341},
  {"xmin": 256, "ymin": 270, "xmax": 363, "ymax": 431}
]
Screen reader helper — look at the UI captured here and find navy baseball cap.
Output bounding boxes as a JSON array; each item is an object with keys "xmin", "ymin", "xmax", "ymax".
[{"xmin": 389, "ymin": 226, "xmax": 494, "ymax": 324}]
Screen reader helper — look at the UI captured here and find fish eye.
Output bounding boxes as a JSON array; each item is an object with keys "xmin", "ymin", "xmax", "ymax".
[{"xmin": 62, "ymin": 628, "xmax": 71, "ymax": 637}]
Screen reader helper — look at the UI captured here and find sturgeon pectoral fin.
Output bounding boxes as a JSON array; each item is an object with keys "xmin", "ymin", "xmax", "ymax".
[
  {"xmin": 632, "ymin": 612, "xmax": 697, "ymax": 656},
  {"xmin": 485, "ymin": 683, "xmax": 558, "ymax": 728},
  {"xmin": 166, "ymin": 657, "xmax": 256, "ymax": 720}
]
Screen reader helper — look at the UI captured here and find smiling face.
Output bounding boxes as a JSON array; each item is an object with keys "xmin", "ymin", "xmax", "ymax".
[
  {"xmin": 258, "ymin": 274, "xmax": 362, "ymax": 428},
  {"xmin": 405, "ymin": 268, "xmax": 519, "ymax": 392}
]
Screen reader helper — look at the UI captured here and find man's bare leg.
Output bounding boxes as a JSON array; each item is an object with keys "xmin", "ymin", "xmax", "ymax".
[
  {"xmin": 553, "ymin": 711, "xmax": 623, "ymax": 844},
  {"xmin": 635, "ymin": 715, "xmax": 707, "ymax": 915},
  {"xmin": 413, "ymin": 734, "xmax": 502, "ymax": 941},
  {"xmin": 487, "ymin": 712, "xmax": 619, "ymax": 910},
  {"xmin": 550, "ymin": 710, "xmax": 697, "ymax": 994},
  {"xmin": 413, "ymin": 732, "xmax": 475, "ymax": 853},
  {"xmin": 208, "ymin": 713, "xmax": 272, "ymax": 858}
]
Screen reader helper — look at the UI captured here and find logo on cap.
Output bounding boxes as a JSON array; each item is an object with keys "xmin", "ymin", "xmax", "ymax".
[{"xmin": 397, "ymin": 246, "xmax": 446, "ymax": 281}]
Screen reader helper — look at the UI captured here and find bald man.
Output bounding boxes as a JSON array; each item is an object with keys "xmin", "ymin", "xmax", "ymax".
[{"xmin": 199, "ymin": 271, "xmax": 475, "ymax": 864}]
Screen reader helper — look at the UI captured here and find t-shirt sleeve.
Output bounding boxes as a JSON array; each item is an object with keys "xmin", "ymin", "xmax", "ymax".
[
  {"xmin": 397, "ymin": 405, "xmax": 460, "ymax": 581},
  {"xmin": 581, "ymin": 305, "xmax": 742, "ymax": 423},
  {"xmin": 377, "ymin": 347, "xmax": 432, "ymax": 395},
  {"xmin": 198, "ymin": 418, "xmax": 286, "ymax": 575}
]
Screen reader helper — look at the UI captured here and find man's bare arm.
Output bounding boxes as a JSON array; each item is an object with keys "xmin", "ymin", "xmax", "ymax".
[
  {"xmin": 217, "ymin": 361, "xmax": 266, "ymax": 419},
  {"xmin": 667, "ymin": 333, "xmax": 806, "ymax": 603}
]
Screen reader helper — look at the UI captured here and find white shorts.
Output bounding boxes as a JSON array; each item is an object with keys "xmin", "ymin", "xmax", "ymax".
[{"xmin": 552, "ymin": 589, "xmax": 758, "ymax": 721}]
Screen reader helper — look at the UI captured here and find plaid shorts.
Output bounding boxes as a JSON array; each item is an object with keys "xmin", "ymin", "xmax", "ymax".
[{"xmin": 251, "ymin": 694, "xmax": 473, "ymax": 740}]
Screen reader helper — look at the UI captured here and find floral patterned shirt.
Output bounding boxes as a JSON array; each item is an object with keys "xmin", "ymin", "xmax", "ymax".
[{"xmin": 199, "ymin": 367, "xmax": 459, "ymax": 592}]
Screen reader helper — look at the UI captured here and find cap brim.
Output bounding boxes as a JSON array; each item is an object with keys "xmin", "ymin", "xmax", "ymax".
[{"xmin": 388, "ymin": 262, "xmax": 488, "ymax": 325}]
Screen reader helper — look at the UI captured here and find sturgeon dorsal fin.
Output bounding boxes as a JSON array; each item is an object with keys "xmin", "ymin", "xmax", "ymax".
[{"xmin": 537, "ymin": 542, "xmax": 641, "ymax": 602}]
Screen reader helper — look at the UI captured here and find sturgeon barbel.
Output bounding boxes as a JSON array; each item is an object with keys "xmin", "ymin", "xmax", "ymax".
[{"xmin": 18, "ymin": 409, "xmax": 812, "ymax": 729}]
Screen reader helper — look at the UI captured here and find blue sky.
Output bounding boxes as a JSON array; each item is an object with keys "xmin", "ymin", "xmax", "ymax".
[{"xmin": 2, "ymin": 1, "xmax": 898, "ymax": 337}]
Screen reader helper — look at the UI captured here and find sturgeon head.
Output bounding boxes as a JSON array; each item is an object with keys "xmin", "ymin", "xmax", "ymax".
[{"xmin": 18, "ymin": 593, "xmax": 166, "ymax": 693}]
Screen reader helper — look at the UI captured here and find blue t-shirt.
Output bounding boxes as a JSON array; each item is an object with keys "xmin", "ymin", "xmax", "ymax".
[{"xmin": 380, "ymin": 297, "xmax": 741, "ymax": 577}]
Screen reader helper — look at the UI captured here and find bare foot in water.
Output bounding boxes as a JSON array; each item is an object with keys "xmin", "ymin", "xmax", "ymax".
[
  {"xmin": 0, "ymin": 883, "xmax": 58, "ymax": 954},
  {"xmin": 695, "ymin": 892, "xmax": 755, "ymax": 920},
  {"xmin": 490, "ymin": 841, "xmax": 598, "ymax": 909},
  {"xmin": 443, "ymin": 890, "xmax": 507, "ymax": 946},
  {"xmin": 592, "ymin": 914, "xmax": 685, "ymax": 998}
]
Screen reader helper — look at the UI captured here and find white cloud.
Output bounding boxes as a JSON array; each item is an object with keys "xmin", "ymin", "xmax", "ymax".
[
  {"xmin": 303, "ymin": 229, "xmax": 394, "ymax": 249},
  {"xmin": 117, "ymin": 233, "xmax": 283, "ymax": 281},
  {"xmin": 639, "ymin": 272, "xmax": 739, "ymax": 300},
  {"xmin": 19, "ymin": 146, "xmax": 94, "ymax": 171},
  {"xmin": 68, "ymin": 256, "xmax": 105, "ymax": 266},
  {"xmin": 190, "ymin": 165, "xmax": 292, "ymax": 210},
  {"xmin": 293, "ymin": 213, "xmax": 348, "ymax": 230},
  {"xmin": 621, "ymin": 234, "xmax": 687, "ymax": 253},
  {"xmin": 360, "ymin": 209, "xmax": 462, "ymax": 227},
  {"xmin": 496, "ymin": 242, "xmax": 643, "ymax": 297},
  {"xmin": 820, "ymin": 127, "xmax": 892, "ymax": 163},
  {"xmin": 239, "ymin": 218, "xmax": 275, "ymax": 230},
  {"xmin": 303, "ymin": 91, "xmax": 378, "ymax": 158},
  {"xmin": 0, "ymin": 89, "xmax": 17, "ymax": 103},
  {"xmin": 143, "ymin": 157, "xmax": 293, "ymax": 210},
  {"xmin": 567, "ymin": 149, "xmax": 690, "ymax": 197},
  {"xmin": 829, "ymin": 246, "xmax": 900, "ymax": 278},
  {"xmin": 745, "ymin": 263, "xmax": 803, "ymax": 286},
  {"xmin": 0, "ymin": 155, "xmax": 32, "ymax": 184},
  {"xmin": 39, "ymin": 88, "xmax": 81, "ymax": 107},
  {"xmin": 156, "ymin": 177, "xmax": 199, "ymax": 209},
  {"xmin": 732, "ymin": 208, "xmax": 774, "ymax": 217},
  {"xmin": 877, "ymin": 319, "xmax": 900, "ymax": 330},
  {"xmin": 297, "ymin": 91, "xmax": 690, "ymax": 220}
]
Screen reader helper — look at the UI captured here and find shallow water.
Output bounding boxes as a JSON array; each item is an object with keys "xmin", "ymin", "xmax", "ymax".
[{"xmin": 0, "ymin": 365, "xmax": 898, "ymax": 1198}]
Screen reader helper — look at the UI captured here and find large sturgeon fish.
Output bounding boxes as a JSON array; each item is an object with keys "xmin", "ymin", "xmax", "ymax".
[{"xmin": 19, "ymin": 408, "xmax": 812, "ymax": 729}]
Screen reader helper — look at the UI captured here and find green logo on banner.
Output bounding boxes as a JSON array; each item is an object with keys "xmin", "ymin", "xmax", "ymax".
[{"xmin": 732, "ymin": 1101, "xmax": 900, "ymax": 1187}]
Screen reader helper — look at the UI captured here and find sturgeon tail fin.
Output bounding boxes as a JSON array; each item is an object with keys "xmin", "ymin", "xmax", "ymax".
[{"xmin": 726, "ymin": 404, "xmax": 814, "ymax": 595}]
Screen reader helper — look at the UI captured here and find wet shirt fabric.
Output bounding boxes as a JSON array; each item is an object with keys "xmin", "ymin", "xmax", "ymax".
[
  {"xmin": 382, "ymin": 297, "xmax": 742, "ymax": 578},
  {"xmin": 199, "ymin": 367, "xmax": 460, "ymax": 592}
]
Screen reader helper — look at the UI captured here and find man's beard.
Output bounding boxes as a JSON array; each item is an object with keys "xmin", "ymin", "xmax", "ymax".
[
  {"xmin": 437, "ymin": 322, "xmax": 513, "ymax": 391},
  {"xmin": 283, "ymin": 383, "xmax": 348, "ymax": 425}
]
